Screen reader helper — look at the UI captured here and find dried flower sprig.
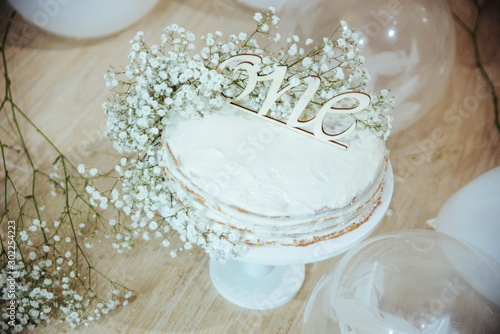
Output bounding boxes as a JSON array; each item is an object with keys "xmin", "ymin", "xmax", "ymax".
[
  {"xmin": 101, "ymin": 7, "xmax": 394, "ymax": 261},
  {"xmin": 0, "ymin": 12, "xmax": 132, "ymax": 333}
]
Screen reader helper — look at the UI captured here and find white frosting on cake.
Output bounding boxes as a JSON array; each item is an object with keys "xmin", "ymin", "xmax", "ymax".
[{"xmin": 163, "ymin": 105, "xmax": 386, "ymax": 218}]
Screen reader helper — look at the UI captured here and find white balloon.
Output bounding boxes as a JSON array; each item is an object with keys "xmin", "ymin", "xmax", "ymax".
[
  {"xmin": 8, "ymin": 0, "xmax": 159, "ymax": 39},
  {"xmin": 436, "ymin": 166, "xmax": 500, "ymax": 267}
]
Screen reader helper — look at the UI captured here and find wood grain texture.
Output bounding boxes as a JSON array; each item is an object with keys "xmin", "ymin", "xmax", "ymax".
[{"xmin": 1, "ymin": 0, "xmax": 499, "ymax": 333}]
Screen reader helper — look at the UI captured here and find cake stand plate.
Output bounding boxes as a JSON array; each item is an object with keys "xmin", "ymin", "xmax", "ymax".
[{"xmin": 210, "ymin": 163, "xmax": 393, "ymax": 309}]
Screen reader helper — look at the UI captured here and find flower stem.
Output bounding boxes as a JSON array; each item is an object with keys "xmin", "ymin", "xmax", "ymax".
[{"xmin": 452, "ymin": 3, "xmax": 500, "ymax": 133}]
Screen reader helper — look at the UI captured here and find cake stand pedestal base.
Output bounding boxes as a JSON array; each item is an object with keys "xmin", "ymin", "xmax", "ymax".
[{"xmin": 209, "ymin": 259, "xmax": 305, "ymax": 310}]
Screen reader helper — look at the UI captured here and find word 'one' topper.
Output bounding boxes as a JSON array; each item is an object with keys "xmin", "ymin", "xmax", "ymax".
[{"xmin": 217, "ymin": 55, "xmax": 370, "ymax": 150}]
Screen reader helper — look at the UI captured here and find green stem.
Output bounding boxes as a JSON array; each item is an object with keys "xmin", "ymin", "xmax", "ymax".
[{"xmin": 1, "ymin": 9, "xmax": 131, "ymax": 327}]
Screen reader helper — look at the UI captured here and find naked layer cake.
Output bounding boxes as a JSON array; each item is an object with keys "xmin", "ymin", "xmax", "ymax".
[{"xmin": 161, "ymin": 105, "xmax": 388, "ymax": 247}]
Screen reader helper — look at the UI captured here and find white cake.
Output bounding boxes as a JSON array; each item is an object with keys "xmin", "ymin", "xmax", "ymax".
[{"xmin": 161, "ymin": 105, "xmax": 388, "ymax": 246}]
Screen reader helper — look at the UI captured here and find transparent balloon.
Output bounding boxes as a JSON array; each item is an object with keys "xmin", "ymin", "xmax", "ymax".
[
  {"xmin": 302, "ymin": 230, "xmax": 500, "ymax": 334},
  {"xmin": 238, "ymin": 0, "xmax": 456, "ymax": 132}
]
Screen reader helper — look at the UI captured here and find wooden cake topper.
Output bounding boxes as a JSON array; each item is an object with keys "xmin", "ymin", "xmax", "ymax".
[{"xmin": 217, "ymin": 55, "xmax": 371, "ymax": 150}]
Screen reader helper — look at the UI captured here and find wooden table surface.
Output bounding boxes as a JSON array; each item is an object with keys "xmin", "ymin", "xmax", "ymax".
[{"xmin": 1, "ymin": 0, "xmax": 499, "ymax": 333}]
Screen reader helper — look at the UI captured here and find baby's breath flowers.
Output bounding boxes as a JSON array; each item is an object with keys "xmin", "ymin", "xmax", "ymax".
[
  {"xmin": 0, "ymin": 141, "xmax": 133, "ymax": 333},
  {"xmin": 1, "ymin": 13, "xmax": 131, "ymax": 333},
  {"xmin": 101, "ymin": 8, "xmax": 394, "ymax": 261}
]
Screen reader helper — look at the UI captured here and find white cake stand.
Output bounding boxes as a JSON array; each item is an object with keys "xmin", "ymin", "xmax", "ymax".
[{"xmin": 210, "ymin": 164, "xmax": 394, "ymax": 310}]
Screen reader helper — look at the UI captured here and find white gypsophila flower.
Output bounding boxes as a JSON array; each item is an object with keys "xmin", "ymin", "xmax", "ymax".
[
  {"xmin": 77, "ymin": 164, "xmax": 85, "ymax": 174},
  {"xmin": 20, "ymin": 230, "xmax": 28, "ymax": 241},
  {"xmin": 302, "ymin": 57, "xmax": 312, "ymax": 68},
  {"xmin": 85, "ymin": 185, "xmax": 95, "ymax": 195},
  {"xmin": 149, "ymin": 221, "xmax": 158, "ymax": 230}
]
